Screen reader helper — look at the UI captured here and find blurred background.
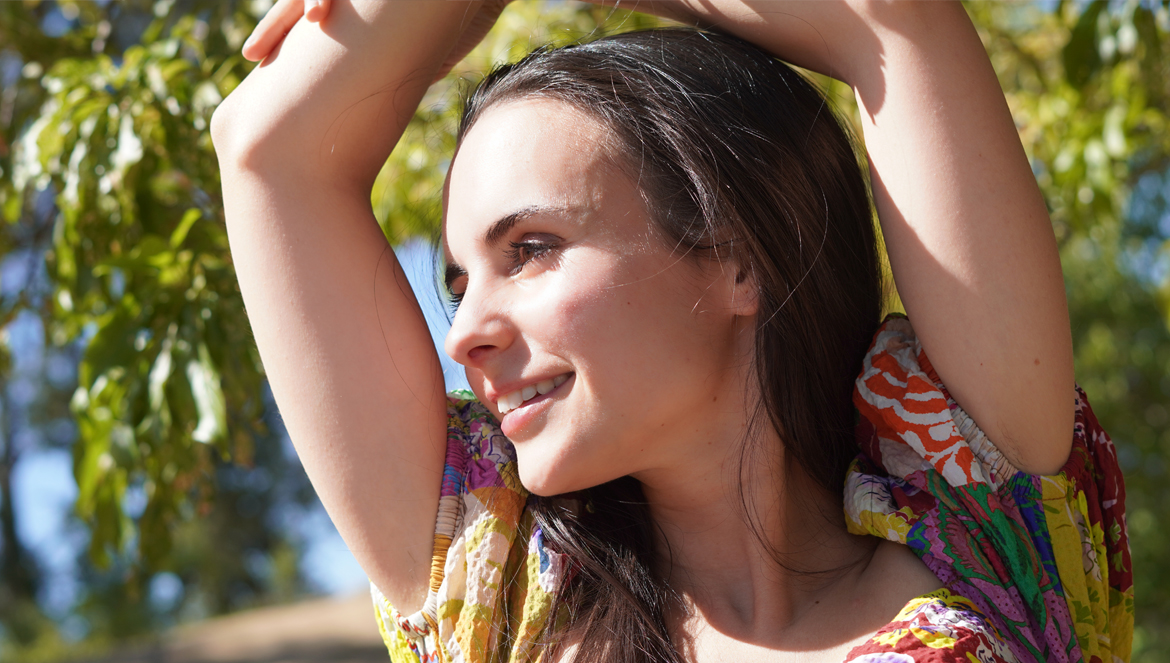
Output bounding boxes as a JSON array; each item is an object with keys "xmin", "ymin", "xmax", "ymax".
[{"xmin": 0, "ymin": 0, "xmax": 1166, "ymax": 661}]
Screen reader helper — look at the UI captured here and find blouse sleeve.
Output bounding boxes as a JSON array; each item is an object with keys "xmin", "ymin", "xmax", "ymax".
[
  {"xmin": 369, "ymin": 393, "xmax": 566, "ymax": 663},
  {"xmin": 845, "ymin": 316, "xmax": 1133, "ymax": 663}
]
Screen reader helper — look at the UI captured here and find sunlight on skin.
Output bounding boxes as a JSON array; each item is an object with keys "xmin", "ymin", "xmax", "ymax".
[{"xmin": 443, "ymin": 98, "xmax": 757, "ymax": 498}]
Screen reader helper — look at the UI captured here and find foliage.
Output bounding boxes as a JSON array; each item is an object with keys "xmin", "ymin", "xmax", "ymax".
[
  {"xmin": 0, "ymin": 0, "xmax": 1168, "ymax": 660},
  {"xmin": 0, "ymin": 1, "xmax": 311, "ymax": 658},
  {"xmin": 4, "ymin": 0, "xmax": 262, "ymax": 572}
]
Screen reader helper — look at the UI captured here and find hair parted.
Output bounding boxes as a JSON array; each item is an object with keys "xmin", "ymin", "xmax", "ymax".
[{"xmin": 453, "ymin": 27, "xmax": 882, "ymax": 663}]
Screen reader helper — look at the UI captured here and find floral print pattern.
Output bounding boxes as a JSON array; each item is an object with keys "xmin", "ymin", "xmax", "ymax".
[
  {"xmin": 845, "ymin": 316, "xmax": 1132, "ymax": 662},
  {"xmin": 371, "ymin": 394, "xmax": 563, "ymax": 663}
]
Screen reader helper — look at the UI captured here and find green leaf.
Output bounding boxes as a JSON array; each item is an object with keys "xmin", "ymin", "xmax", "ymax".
[
  {"xmin": 170, "ymin": 208, "xmax": 201, "ymax": 248},
  {"xmin": 186, "ymin": 342, "xmax": 225, "ymax": 445},
  {"xmin": 1, "ymin": 189, "xmax": 20, "ymax": 223},
  {"xmin": 109, "ymin": 422, "xmax": 138, "ymax": 467},
  {"xmin": 81, "ymin": 307, "xmax": 140, "ymax": 389},
  {"xmin": 1063, "ymin": 1, "xmax": 1107, "ymax": 88},
  {"xmin": 147, "ymin": 328, "xmax": 174, "ymax": 414}
]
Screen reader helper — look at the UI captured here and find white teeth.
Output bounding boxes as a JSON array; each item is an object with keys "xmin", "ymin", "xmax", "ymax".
[
  {"xmin": 497, "ymin": 390, "xmax": 523, "ymax": 415},
  {"xmin": 497, "ymin": 374, "xmax": 571, "ymax": 415}
]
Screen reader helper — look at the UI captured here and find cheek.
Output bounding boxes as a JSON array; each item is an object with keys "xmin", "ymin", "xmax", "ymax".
[
  {"xmin": 533, "ymin": 257, "xmax": 706, "ymax": 402},
  {"xmin": 524, "ymin": 254, "xmax": 623, "ymax": 342},
  {"xmin": 542, "ymin": 253, "xmax": 703, "ymax": 351},
  {"xmin": 535, "ymin": 259, "xmax": 650, "ymax": 355}
]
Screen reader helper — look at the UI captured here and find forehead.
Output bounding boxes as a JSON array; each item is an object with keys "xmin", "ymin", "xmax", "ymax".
[{"xmin": 442, "ymin": 98, "xmax": 624, "ymax": 256}]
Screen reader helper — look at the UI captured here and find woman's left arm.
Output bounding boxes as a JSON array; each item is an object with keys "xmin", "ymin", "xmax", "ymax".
[
  {"xmin": 843, "ymin": 3, "xmax": 1075, "ymax": 476},
  {"xmin": 630, "ymin": 1, "xmax": 1075, "ymax": 475}
]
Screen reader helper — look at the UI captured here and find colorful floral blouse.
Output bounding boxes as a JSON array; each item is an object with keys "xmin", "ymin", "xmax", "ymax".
[{"xmin": 371, "ymin": 316, "xmax": 1133, "ymax": 662}]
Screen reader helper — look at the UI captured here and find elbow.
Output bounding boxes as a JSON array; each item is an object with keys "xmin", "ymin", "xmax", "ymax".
[
  {"xmin": 210, "ymin": 95, "xmax": 246, "ymax": 170},
  {"xmin": 209, "ymin": 93, "xmax": 282, "ymax": 173}
]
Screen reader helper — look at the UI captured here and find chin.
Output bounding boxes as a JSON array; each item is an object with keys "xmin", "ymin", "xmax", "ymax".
[
  {"xmin": 521, "ymin": 480, "xmax": 564, "ymax": 498},
  {"xmin": 514, "ymin": 448, "xmax": 604, "ymax": 498},
  {"xmin": 516, "ymin": 460, "xmax": 572, "ymax": 497}
]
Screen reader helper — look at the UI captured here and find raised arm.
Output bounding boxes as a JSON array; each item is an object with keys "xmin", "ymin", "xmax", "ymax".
[
  {"xmin": 623, "ymin": 0, "xmax": 1074, "ymax": 475},
  {"xmin": 210, "ymin": 1, "xmax": 493, "ymax": 610},
  {"xmin": 845, "ymin": 3, "xmax": 1074, "ymax": 476}
]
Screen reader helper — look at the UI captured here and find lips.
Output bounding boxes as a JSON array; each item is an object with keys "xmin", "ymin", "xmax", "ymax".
[{"xmin": 496, "ymin": 373, "xmax": 570, "ymax": 414}]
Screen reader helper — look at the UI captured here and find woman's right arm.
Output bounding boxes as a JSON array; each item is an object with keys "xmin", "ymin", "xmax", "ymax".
[{"xmin": 210, "ymin": 1, "xmax": 483, "ymax": 612}]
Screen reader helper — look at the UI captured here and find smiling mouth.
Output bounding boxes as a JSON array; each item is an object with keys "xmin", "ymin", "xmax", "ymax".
[{"xmin": 497, "ymin": 374, "xmax": 571, "ymax": 414}]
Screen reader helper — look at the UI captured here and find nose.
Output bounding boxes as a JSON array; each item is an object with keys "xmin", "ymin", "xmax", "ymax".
[{"xmin": 443, "ymin": 281, "xmax": 515, "ymax": 369}]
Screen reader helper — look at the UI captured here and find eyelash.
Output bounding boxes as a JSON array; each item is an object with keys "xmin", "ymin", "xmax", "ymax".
[
  {"xmin": 504, "ymin": 239, "xmax": 554, "ymax": 274},
  {"xmin": 447, "ymin": 239, "xmax": 557, "ymax": 313},
  {"xmin": 447, "ymin": 291, "xmax": 463, "ymax": 314}
]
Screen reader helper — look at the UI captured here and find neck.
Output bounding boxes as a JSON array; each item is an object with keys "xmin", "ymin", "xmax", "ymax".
[{"xmin": 633, "ymin": 430, "xmax": 875, "ymax": 640}]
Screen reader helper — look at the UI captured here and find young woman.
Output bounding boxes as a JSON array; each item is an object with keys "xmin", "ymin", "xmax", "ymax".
[{"xmin": 212, "ymin": 1, "xmax": 1132, "ymax": 661}]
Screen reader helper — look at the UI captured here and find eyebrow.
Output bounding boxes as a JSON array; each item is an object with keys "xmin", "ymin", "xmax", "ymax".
[
  {"xmin": 444, "ymin": 204, "xmax": 573, "ymax": 292},
  {"xmin": 482, "ymin": 204, "xmax": 559, "ymax": 246}
]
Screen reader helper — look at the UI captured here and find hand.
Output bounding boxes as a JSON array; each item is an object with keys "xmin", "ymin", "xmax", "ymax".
[
  {"xmin": 242, "ymin": 0, "xmax": 511, "ymax": 82},
  {"xmin": 242, "ymin": 0, "xmax": 332, "ymax": 63}
]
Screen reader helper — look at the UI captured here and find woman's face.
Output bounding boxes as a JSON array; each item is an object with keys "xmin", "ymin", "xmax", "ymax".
[{"xmin": 443, "ymin": 98, "xmax": 756, "ymax": 496}]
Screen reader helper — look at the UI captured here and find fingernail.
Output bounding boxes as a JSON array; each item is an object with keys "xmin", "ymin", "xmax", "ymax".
[
  {"xmin": 305, "ymin": 0, "xmax": 321, "ymax": 15},
  {"xmin": 243, "ymin": 33, "xmax": 256, "ymax": 50}
]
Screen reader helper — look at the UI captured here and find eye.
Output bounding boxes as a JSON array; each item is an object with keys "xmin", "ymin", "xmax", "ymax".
[
  {"xmin": 445, "ymin": 236, "xmax": 558, "ymax": 314},
  {"xmin": 505, "ymin": 237, "xmax": 557, "ymax": 275}
]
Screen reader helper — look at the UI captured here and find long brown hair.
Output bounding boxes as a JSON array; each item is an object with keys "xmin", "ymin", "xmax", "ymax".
[{"xmin": 455, "ymin": 28, "xmax": 882, "ymax": 662}]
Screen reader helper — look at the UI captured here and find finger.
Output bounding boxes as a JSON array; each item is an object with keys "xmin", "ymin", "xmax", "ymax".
[
  {"xmin": 304, "ymin": 0, "xmax": 332, "ymax": 23},
  {"xmin": 242, "ymin": 0, "xmax": 305, "ymax": 62}
]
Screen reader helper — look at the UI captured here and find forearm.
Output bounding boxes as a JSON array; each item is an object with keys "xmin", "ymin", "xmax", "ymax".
[{"xmin": 212, "ymin": 0, "xmax": 477, "ymax": 189}]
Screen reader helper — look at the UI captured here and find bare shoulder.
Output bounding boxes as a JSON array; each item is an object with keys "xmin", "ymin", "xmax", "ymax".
[
  {"xmin": 864, "ymin": 539, "xmax": 942, "ymax": 603},
  {"xmin": 800, "ymin": 540, "xmax": 946, "ymax": 662}
]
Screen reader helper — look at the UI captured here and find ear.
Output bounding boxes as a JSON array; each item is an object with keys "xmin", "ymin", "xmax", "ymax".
[{"xmin": 727, "ymin": 259, "xmax": 759, "ymax": 317}]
